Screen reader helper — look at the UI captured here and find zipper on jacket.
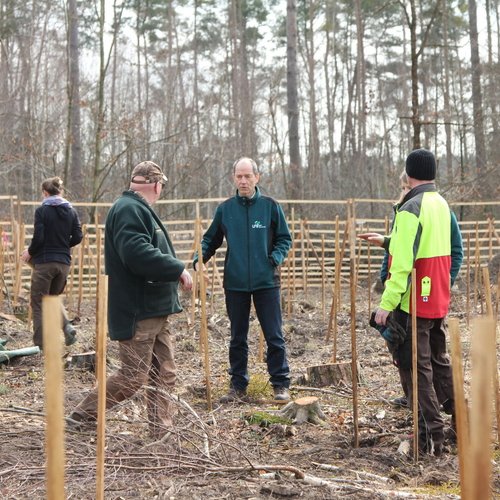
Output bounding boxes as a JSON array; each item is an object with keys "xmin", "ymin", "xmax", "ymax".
[{"xmin": 246, "ymin": 202, "xmax": 251, "ymax": 291}]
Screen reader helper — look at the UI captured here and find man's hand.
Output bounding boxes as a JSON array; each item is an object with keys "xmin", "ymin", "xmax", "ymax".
[
  {"xmin": 21, "ymin": 249, "xmax": 31, "ymax": 263},
  {"xmin": 358, "ymin": 232, "xmax": 384, "ymax": 247},
  {"xmin": 179, "ymin": 269, "xmax": 193, "ymax": 291},
  {"xmin": 374, "ymin": 307, "xmax": 391, "ymax": 326}
]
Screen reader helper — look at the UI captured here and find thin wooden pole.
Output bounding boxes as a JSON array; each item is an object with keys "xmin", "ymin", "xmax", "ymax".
[
  {"xmin": 466, "ymin": 233, "xmax": 471, "ymax": 326},
  {"xmin": 411, "ymin": 268, "xmax": 418, "ymax": 463},
  {"xmin": 449, "ymin": 318, "xmax": 471, "ymax": 499},
  {"xmin": 96, "ymin": 275, "xmax": 108, "ymax": 500},
  {"xmin": 348, "ymin": 210, "xmax": 359, "ymax": 448},
  {"xmin": 13, "ymin": 222, "xmax": 25, "ymax": 303},
  {"xmin": 43, "ymin": 296, "xmax": 65, "ymax": 500},
  {"xmin": 469, "ymin": 317, "xmax": 496, "ymax": 499},
  {"xmin": 290, "ymin": 207, "xmax": 296, "ymax": 311},
  {"xmin": 473, "ymin": 222, "xmax": 480, "ymax": 312},
  {"xmin": 196, "ymin": 218, "xmax": 212, "ymax": 410},
  {"xmin": 367, "ymin": 229, "xmax": 372, "ymax": 314},
  {"xmin": 482, "ymin": 267, "xmax": 493, "ymax": 317},
  {"xmin": 0, "ymin": 226, "xmax": 4, "ymax": 307},
  {"xmin": 77, "ymin": 225, "xmax": 86, "ymax": 315},
  {"xmin": 299, "ymin": 220, "xmax": 307, "ymax": 297},
  {"xmin": 321, "ymin": 235, "xmax": 326, "ymax": 321}
]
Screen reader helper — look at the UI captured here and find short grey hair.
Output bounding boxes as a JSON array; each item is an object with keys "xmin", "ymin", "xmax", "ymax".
[{"xmin": 232, "ymin": 157, "xmax": 259, "ymax": 175}]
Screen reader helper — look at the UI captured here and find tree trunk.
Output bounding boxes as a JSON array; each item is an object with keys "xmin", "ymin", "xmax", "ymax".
[
  {"xmin": 286, "ymin": 0, "xmax": 302, "ymax": 200},
  {"xmin": 468, "ymin": 0, "xmax": 487, "ymax": 179},
  {"xmin": 66, "ymin": 0, "xmax": 83, "ymax": 200}
]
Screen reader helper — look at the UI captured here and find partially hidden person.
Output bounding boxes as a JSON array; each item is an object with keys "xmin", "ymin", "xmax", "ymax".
[{"xmin": 21, "ymin": 176, "xmax": 83, "ymax": 349}]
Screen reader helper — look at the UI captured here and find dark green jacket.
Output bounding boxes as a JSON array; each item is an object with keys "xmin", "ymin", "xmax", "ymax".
[
  {"xmin": 105, "ymin": 191, "xmax": 185, "ymax": 340},
  {"xmin": 194, "ymin": 187, "xmax": 292, "ymax": 291}
]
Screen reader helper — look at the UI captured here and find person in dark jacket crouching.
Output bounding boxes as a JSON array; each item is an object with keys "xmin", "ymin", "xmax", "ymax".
[
  {"xmin": 194, "ymin": 157, "xmax": 292, "ymax": 403},
  {"xmin": 69, "ymin": 161, "xmax": 192, "ymax": 439},
  {"xmin": 21, "ymin": 177, "xmax": 82, "ymax": 349}
]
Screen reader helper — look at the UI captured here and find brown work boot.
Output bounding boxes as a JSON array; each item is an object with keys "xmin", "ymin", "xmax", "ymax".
[{"xmin": 219, "ymin": 387, "xmax": 247, "ymax": 403}]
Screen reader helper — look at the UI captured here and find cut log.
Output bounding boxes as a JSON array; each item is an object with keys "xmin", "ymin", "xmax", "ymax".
[
  {"xmin": 65, "ymin": 351, "xmax": 96, "ymax": 372},
  {"xmin": 278, "ymin": 396, "xmax": 327, "ymax": 425},
  {"xmin": 306, "ymin": 361, "xmax": 362, "ymax": 387}
]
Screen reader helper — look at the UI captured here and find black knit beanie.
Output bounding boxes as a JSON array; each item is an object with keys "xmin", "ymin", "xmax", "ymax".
[{"xmin": 405, "ymin": 148, "xmax": 436, "ymax": 181}]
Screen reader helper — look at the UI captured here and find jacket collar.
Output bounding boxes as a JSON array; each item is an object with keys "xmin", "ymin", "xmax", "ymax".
[
  {"xmin": 236, "ymin": 185, "xmax": 261, "ymax": 206},
  {"xmin": 401, "ymin": 182, "xmax": 436, "ymax": 205}
]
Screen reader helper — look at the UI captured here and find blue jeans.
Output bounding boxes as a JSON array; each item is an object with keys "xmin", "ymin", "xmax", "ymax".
[{"xmin": 225, "ymin": 287, "xmax": 290, "ymax": 391}]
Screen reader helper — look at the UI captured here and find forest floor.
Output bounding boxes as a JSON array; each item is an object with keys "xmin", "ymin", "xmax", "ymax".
[{"xmin": 0, "ymin": 277, "xmax": 499, "ymax": 499}]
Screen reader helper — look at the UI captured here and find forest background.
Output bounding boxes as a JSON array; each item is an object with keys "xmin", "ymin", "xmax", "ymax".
[{"xmin": 0, "ymin": 0, "xmax": 498, "ymax": 220}]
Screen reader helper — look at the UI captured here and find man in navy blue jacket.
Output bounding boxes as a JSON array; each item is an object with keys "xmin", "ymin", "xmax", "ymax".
[{"xmin": 194, "ymin": 157, "xmax": 292, "ymax": 402}]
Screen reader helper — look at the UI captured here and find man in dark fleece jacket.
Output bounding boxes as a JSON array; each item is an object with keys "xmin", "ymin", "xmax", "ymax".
[
  {"xmin": 21, "ymin": 176, "xmax": 82, "ymax": 348},
  {"xmin": 69, "ymin": 161, "xmax": 192, "ymax": 439},
  {"xmin": 194, "ymin": 157, "xmax": 292, "ymax": 403}
]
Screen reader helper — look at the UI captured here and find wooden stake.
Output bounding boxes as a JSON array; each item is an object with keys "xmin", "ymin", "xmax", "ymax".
[
  {"xmin": 96, "ymin": 275, "xmax": 108, "ymax": 500},
  {"xmin": 473, "ymin": 222, "xmax": 480, "ymax": 312},
  {"xmin": 321, "ymin": 235, "xmax": 326, "ymax": 321},
  {"xmin": 42, "ymin": 296, "xmax": 65, "ymax": 500},
  {"xmin": 466, "ymin": 233, "xmax": 471, "ymax": 326},
  {"xmin": 300, "ymin": 220, "xmax": 307, "ymax": 297},
  {"xmin": 482, "ymin": 267, "xmax": 493, "ymax": 317},
  {"xmin": 196, "ymin": 218, "xmax": 212, "ymax": 410},
  {"xmin": 367, "ymin": 228, "xmax": 372, "ymax": 314},
  {"xmin": 348, "ymin": 212, "xmax": 359, "ymax": 448},
  {"xmin": 0, "ymin": 226, "xmax": 4, "ymax": 306},
  {"xmin": 77, "ymin": 225, "xmax": 86, "ymax": 315},
  {"xmin": 411, "ymin": 268, "xmax": 418, "ymax": 463},
  {"xmin": 449, "ymin": 318, "xmax": 471, "ymax": 499},
  {"xmin": 469, "ymin": 317, "xmax": 496, "ymax": 499},
  {"xmin": 290, "ymin": 207, "xmax": 296, "ymax": 312}
]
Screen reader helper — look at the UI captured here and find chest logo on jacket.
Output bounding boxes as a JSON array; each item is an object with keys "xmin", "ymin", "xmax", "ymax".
[{"xmin": 252, "ymin": 220, "xmax": 266, "ymax": 229}]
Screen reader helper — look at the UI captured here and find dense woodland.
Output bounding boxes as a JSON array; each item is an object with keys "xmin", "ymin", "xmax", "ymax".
[{"xmin": 0, "ymin": 0, "xmax": 498, "ymax": 215}]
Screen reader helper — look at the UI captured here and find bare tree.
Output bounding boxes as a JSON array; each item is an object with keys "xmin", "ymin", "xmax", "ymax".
[{"xmin": 286, "ymin": 0, "xmax": 303, "ymax": 200}]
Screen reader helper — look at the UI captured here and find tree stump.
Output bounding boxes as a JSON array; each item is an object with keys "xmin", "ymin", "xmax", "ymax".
[
  {"xmin": 278, "ymin": 396, "xmax": 327, "ymax": 425},
  {"xmin": 306, "ymin": 361, "xmax": 361, "ymax": 387}
]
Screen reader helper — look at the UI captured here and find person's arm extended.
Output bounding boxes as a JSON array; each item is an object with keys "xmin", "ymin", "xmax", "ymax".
[
  {"xmin": 450, "ymin": 211, "xmax": 463, "ymax": 286},
  {"xmin": 193, "ymin": 207, "xmax": 224, "ymax": 270}
]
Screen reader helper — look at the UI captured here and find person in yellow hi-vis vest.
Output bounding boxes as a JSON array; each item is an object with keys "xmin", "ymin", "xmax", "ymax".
[{"xmin": 360, "ymin": 148, "xmax": 463, "ymax": 457}]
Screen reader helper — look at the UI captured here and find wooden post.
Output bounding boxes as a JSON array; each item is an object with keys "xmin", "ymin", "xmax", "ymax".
[
  {"xmin": 411, "ymin": 268, "xmax": 418, "ymax": 463},
  {"xmin": 321, "ymin": 235, "xmax": 326, "ymax": 321},
  {"xmin": 95, "ymin": 227, "xmax": 102, "ymax": 337},
  {"xmin": 367, "ymin": 229, "xmax": 372, "ymax": 314},
  {"xmin": 348, "ymin": 209, "xmax": 359, "ymax": 448},
  {"xmin": 449, "ymin": 318, "xmax": 471, "ymax": 499},
  {"xmin": 290, "ymin": 207, "xmax": 296, "ymax": 312},
  {"xmin": 300, "ymin": 220, "xmax": 307, "ymax": 297},
  {"xmin": 469, "ymin": 317, "xmax": 496, "ymax": 499},
  {"xmin": 0, "ymin": 226, "xmax": 4, "ymax": 307},
  {"xmin": 482, "ymin": 267, "xmax": 493, "ymax": 317},
  {"xmin": 473, "ymin": 222, "xmax": 480, "ymax": 312},
  {"xmin": 13, "ymin": 222, "xmax": 25, "ymax": 304},
  {"xmin": 196, "ymin": 218, "xmax": 212, "ymax": 410},
  {"xmin": 466, "ymin": 233, "xmax": 471, "ymax": 326},
  {"xmin": 77, "ymin": 225, "xmax": 86, "ymax": 315},
  {"xmin": 328, "ymin": 216, "xmax": 341, "ymax": 361},
  {"xmin": 96, "ymin": 275, "xmax": 108, "ymax": 500},
  {"xmin": 43, "ymin": 296, "xmax": 65, "ymax": 500}
]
